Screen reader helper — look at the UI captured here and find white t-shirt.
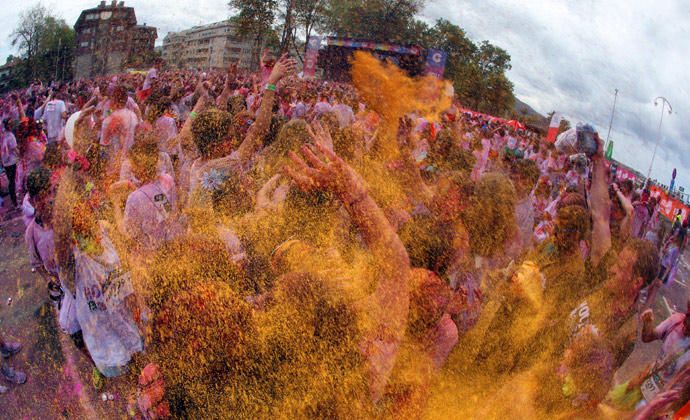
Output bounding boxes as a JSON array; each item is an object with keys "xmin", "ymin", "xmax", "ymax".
[{"xmin": 37, "ymin": 99, "xmax": 66, "ymax": 141}]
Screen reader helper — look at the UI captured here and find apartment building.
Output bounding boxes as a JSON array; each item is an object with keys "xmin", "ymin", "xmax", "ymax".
[
  {"xmin": 162, "ymin": 20, "xmax": 254, "ymax": 71},
  {"xmin": 73, "ymin": 1, "xmax": 157, "ymax": 79}
]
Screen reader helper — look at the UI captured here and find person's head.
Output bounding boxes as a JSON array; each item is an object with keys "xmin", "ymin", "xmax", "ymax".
[
  {"xmin": 27, "ymin": 167, "xmax": 54, "ymax": 225},
  {"xmin": 129, "ymin": 128, "xmax": 160, "ymax": 184},
  {"xmin": 461, "ymin": 172, "xmax": 517, "ymax": 257},
  {"xmin": 557, "ymin": 192, "xmax": 587, "ymax": 211},
  {"xmin": 145, "ymin": 95, "xmax": 171, "ymax": 123},
  {"xmin": 111, "ymin": 85, "xmax": 128, "ymax": 109},
  {"xmin": 191, "ymin": 109, "xmax": 234, "ymax": 158},
  {"xmin": 407, "ymin": 268, "xmax": 451, "ymax": 337},
  {"xmin": 431, "ymin": 171, "xmax": 471, "ymax": 224},
  {"xmin": 606, "ymin": 238, "xmax": 659, "ymax": 301},
  {"xmin": 620, "ymin": 179, "xmax": 634, "ymax": 196},
  {"xmin": 510, "ymin": 159, "xmax": 540, "ymax": 197},
  {"xmin": 272, "ymin": 271, "xmax": 358, "ymax": 347},
  {"xmin": 264, "ymin": 55, "xmax": 276, "ymax": 68},
  {"xmin": 553, "ymin": 205, "xmax": 589, "ymax": 253},
  {"xmin": 226, "ymin": 95, "xmax": 246, "ymax": 116},
  {"xmin": 264, "ymin": 119, "xmax": 312, "ymax": 173}
]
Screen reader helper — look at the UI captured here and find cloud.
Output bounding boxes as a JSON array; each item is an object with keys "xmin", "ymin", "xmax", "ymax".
[
  {"xmin": 1, "ymin": 0, "xmax": 688, "ymax": 188},
  {"xmin": 422, "ymin": 0, "xmax": 690, "ymax": 188}
]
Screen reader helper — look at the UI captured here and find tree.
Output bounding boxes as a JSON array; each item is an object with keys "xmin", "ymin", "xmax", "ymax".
[
  {"xmin": 417, "ymin": 19, "xmax": 515, "ymax": 116},
  {"xmin": 9, "ymin": 4, "xmax": 75, "ymax": 84},
  {"xmin": 322, "ymin": 0, "xmax": 424, "ymax": 42},
  {"xmin": 36, "ymin": 16, "xmax": 75, "ymax": 82},
  {"xmin": 479, "ymin": 71, "xmax": 514, "ymax": 116},
  {"xmin": 476, "ymin": 40, "xmax": 511, "ymax": 75},
  {"xmin": 10, "ymin": 4, "xmax": 48, "ymax": 80},
  {"xmin": 229, "ymin": 0, "xmax": 279, "ymax": 69},
  {"xmin": 293, "ymin": 0, "xmax": 328, "ymax": 57}
]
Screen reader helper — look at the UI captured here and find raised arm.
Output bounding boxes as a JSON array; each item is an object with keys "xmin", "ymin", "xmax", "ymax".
[
  {"xmin": 34, "ymin": 91, "xmax": 52, "ymax": 120},
  {"xmin": 215, "ymin": 62, "xmax": 239, "ymax": 109},
  {"xmin": 613, "ymin": 183, "xmax": 634, "ymax": 241},
  {"xmin": 640, "ymin": 309, "xmax": 661, "ymax": 342},
  {"xmin": 590, "ymin": 133, "xmax": 612, "ymax": 266},
  {"xmin": 235, "ymin": 54, "xmax": 296, "ymax": 166},
  {"xmin": 285, "ymin": 139, "xmax": 410, "ymax": 402},
  {"xmin": 168, "ymin": 84, "xmax": 212, "ymax": 162},
  {"xmin": 12, "ymin": 93, "xmax": 25, "ymax": 120}
]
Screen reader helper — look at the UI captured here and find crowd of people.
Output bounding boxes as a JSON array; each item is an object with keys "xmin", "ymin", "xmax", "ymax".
[{"xmin": 0, "ymin": 50, "xmax": 689, "ymax": 418}]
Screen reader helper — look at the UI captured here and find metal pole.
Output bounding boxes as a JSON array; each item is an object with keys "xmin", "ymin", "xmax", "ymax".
[
  {"xmin": 646, "ymin": 97, "xmax": 673, "ymax": 183},
  {"xmin": 604, "ymin": 88, "xmax": 618, "ymax": 152},
  {"xmin": 55, "ymin": 38, "xmax": 62, "ymax": 81}
]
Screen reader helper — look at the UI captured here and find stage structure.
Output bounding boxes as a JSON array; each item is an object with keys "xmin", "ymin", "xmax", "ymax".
[{"xmin": 312, "ymin": 37, "xmax": 446, "ymax": 82}]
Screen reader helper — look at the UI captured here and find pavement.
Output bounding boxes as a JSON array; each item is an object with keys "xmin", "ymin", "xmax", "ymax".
[
  {"xmin": 616, "ymin": 245, "xmax": 690, "ymax": 383},
  {"xmin": 0, "ymin": 198, "xmax": 134, "ymax": 419}
]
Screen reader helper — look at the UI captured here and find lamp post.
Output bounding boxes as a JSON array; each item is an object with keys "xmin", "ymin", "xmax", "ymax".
[
  {"xmin": 604, "ymin": 88, "xmax": 618, "ymax": 152},
  {"xmin": 646, "ymin": 96, "xmax": 673, "ymax": 183}
]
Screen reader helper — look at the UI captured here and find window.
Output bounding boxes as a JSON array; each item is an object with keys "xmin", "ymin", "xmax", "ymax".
[{"xmin": 80, "ymin": 41, "xmax": 89, "ymax": 47}]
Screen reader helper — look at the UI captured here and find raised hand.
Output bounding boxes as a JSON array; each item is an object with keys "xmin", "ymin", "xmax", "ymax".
[
  {"xmin": 306, "ymin": 120, "xmax": 334, "ymax": 152},
  {"xmin": 640, "ymin": 308, "xmax": 654, "ymax": 324},
  {"xmin": 285, "ymin": 142, "xmax": 366, "ymax": 204},
  {"xmin": 267, "ymin": 54, "xmax": 298, "ymax": 85}
]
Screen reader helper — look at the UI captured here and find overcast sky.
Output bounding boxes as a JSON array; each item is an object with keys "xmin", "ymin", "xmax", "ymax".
[{"xmin": 1, "ymin": 0, "xmax": 689, "ymax": 189}]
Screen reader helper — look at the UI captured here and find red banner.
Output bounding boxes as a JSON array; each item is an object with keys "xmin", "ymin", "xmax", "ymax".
[
  {"xmin": 616, "ymin": 168, "xmax": 637, "ymax": 183},
  {"xmin": 545, "ymin": 112, "xmax": 562, "ymax": 143},
  {"xmin": 650, "ymin": 185, "xmax": 689, "ymax": 221}
]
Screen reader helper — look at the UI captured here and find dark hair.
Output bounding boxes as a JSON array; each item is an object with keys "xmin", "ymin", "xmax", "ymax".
[
  {"xmin": 627, "ymin": 238, "xmax": 660, "ymax": 286},
  {"xmin": 27, "ymin": 167, "xmax": 52, "ymax": 199},
  {"xmin": 191, "ymin": 109, "xmax": 234, "ymax": 157},
  {"xmin": 510, "ymin": 158, "xmax": 540, "ymax": 187},
  {"xmin": 112, "ymin": 85, "xmax": 128, "ymax": 107},
  {"xmin": 129, "ymin": 130, "xmax": 160, "ymax": 183},
  {"xmin": 556, "ymin": 205, "xmax": 590, "ymax": 238}
]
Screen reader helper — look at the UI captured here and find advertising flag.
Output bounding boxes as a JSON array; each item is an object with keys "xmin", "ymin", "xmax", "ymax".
[
  {"xmin": 545, "ymin": 112, "xmax": 562, "ymax": 143},
  {"xmin": 605, "ymin": 140, "xmax": 614, "ymax": 160},
  {"xmin": 670, "ymin": 168, "xmax": 677, "ymax": 192},
  {"xmin": 425, "ymin": 49, "xmax": 448, "ymax": 79},
  {"xmin": 303, "ymin": 36, "xmax": 321, "ymax": 78}
]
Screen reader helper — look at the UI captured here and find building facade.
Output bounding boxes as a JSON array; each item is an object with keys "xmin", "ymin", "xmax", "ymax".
[
  {"xmin": 162, "ymin": 20, "xmax": 255, "ymax": 71},
  {"xmin": 73, "ymin": 1, "xmax": 157, "ymax": 79}
]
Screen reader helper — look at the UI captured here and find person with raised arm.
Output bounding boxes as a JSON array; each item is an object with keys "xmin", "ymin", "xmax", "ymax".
[
  {"xmin": 285, "ymin": 137, "xmax": 411, "ymax": 402},
  {"xmin": 215, "ymin": 62, "xmax": 240, "ymax": 110}
]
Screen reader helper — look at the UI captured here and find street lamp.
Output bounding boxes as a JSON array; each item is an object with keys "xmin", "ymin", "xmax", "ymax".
[
  {"xmin": 646, "ymin": 96, "xmax": 673, "ymax": 183},
  {"xmin": 604, "ymin": 88, "xmax": 618, "ymax": 153}
]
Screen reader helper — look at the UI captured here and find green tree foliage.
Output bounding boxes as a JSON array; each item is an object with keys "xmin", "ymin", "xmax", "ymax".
[
  {"xmin": 229, "ymin": 0, "xmax": 279, "ymax": 68},
  {"xmin": 323, "ymin": 0, "xmax": 424, "ymax": 42},
  {"xmin": 293, "ymin": 0, "xmax": 328, "ymax": 56},
  {"xmin": 415, "ymin": 19, "xmax": 514, "ymax": 116},
  {"xmin": 227, "ymin": 2, "xmax": 515, "ymax": 116},
  {"xmin": 9, "ymin": 4, "xmax": 75, "ymax": 84}
]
